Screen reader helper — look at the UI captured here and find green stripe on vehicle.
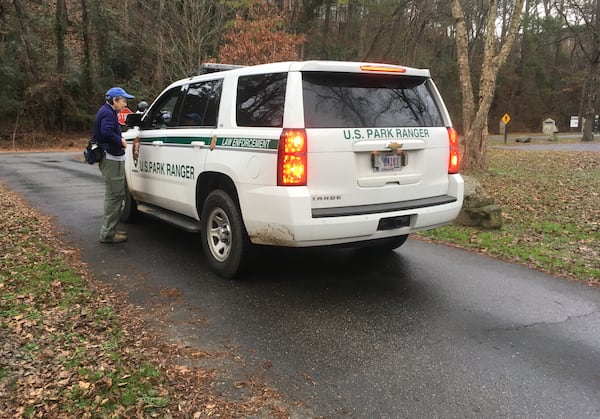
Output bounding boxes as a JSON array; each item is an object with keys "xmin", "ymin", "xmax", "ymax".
[
  {"xmin": 218, "ymin": 137, "xmax": 278, "ymax": 149},
  {"xmin": 138, "ymin": 136, "xmax": 279, "ymax": 150}
]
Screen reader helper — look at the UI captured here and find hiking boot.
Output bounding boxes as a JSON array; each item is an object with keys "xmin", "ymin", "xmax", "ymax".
[{"xmin": 99, "ymin": 232, "xmax": 128, "ymax": 243}]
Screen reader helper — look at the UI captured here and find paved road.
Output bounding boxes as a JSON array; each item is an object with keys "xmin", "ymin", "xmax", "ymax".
[
  {"xmin": 1, "ymin": 151, "xmax": 600, "ymax": 418},
  {"xmin": 489, "ymin": 133, "xmax": 600, "ymax": 152},
  {"xmin": 494, "ymin": 142, "xmax": 600, "ymax": 152}
]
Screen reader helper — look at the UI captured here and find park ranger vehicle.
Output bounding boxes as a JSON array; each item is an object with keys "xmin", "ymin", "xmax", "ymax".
[{"xmin": 121, "ymin": 61, "xmax": 464, "ymax": 278}]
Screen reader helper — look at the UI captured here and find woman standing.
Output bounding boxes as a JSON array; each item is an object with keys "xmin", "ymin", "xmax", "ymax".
[{"xmin": 93, "ymin": 87, "xmax": 134, "ymax": 243}]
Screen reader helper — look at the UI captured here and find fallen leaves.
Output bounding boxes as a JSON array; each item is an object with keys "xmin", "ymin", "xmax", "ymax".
[{"xmin": 0, "ymin": 183, "xmax": 294, "ymax": 418}]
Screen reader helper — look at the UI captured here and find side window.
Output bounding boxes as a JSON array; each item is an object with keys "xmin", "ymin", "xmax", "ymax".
[
  {"xmin": 145, "ymin": 88, "xmax": 181, "ymax": 129},
  {"xmin": 236, "ymin": 73, "xmax": 287, "ymax": 127},
  {"xmin": 178, "ymin": 79, "xmax": 223, "ymax": 127}
]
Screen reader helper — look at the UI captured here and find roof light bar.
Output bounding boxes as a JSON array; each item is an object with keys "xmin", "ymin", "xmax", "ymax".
[{"xmin": 360, "ymin": 65, "xmax": 406, "ymax": 73}]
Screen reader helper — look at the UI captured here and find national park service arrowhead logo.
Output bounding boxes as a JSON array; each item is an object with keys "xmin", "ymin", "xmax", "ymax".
[{"xmin": 133, "ymin": 137, "xmax": 140, "ymax": 167}]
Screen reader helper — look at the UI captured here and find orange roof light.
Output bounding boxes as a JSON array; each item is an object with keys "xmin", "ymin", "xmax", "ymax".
[{"xmin": 360, "ymin": 65, "xmax": 406, "ymax": 73}]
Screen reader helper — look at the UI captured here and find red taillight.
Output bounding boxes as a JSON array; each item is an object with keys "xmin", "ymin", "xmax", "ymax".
[
  {"xmin": 277, "ymin": 129, "xmax": 307, "ymax": 186},
  {"xmin": 448, "ymin": 127, "xmax": 460, "ymax": 174}
]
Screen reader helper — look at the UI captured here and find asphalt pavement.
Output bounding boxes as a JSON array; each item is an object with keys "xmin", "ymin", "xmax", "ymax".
[
  {"xmin": 1, "ymin": 151, "xmax": 599, "ymax": 418},
  {"xmin": 489, "ymin": 133, "xmax": 600, "ymax": 152},
  {"xmin": 494, "ymin": 142, "xmax": 600, "ymax": 152}
]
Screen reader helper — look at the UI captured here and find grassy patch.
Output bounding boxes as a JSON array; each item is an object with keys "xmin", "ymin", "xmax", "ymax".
[{"xmin": 419, "ymin": 148, "xmax": 600, "ymax": 282}]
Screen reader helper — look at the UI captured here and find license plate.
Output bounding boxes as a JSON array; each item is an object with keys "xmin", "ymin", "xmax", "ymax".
[{"xmin": 372, "ymin": 151, "xmax": 407, "ymax": 172}]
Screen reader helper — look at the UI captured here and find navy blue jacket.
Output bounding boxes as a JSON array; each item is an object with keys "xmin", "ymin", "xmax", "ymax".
[{"xmin": 93, "ymin": 103, "xmax": 124, "ymax": 156}]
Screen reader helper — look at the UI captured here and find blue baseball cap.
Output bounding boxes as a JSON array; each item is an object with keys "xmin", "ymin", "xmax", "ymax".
[{"xmin": 105, "ymin": 87, "xmax": 134, "ymax": 100}]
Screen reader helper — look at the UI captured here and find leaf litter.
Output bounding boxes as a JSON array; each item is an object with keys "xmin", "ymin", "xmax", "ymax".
[
  {"xmin": 0, "ymin": 183, "xmax": 297, "ymax": 418},
  {"xmin": 420, "ymin": 148, "xmax": 600, "ymax": 283}
]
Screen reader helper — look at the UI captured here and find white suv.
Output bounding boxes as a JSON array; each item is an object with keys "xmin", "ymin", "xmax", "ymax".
[{"xmin": 122, "ymin": 61, "xmax": 464, "ymax": 278}]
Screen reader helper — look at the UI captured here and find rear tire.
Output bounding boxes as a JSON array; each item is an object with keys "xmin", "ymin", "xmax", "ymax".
[
  {"xmin": 120, "ymin": 180, "xmax": 138, "ymax": 222},
  {"xmin": 201, "ymin": 190, "xmax": 250, "ymax": 279}
]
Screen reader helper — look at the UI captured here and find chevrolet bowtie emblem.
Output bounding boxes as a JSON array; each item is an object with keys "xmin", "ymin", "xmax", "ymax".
[{"xmin": 386, "ymin": 141, "xmax": 403, "ymax": 150}]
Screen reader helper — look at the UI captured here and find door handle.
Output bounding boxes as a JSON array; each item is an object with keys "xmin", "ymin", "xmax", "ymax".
[{"xmin": 152, "ymin": 140, "xmax": 163, "ymax": 146}]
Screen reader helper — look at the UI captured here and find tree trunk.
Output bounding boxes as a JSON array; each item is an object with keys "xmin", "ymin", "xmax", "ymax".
[
  {"xmin": 580, "ymin": 0, "xmax": 600, "ymax": 141},
  {"xmin": 93, "ymin": 3, "xmax": 109, "ymax": 82},
  {"xmin": 558, "ymin": 0, "xmax": 600, "ymax": 141},
  {"xmin": 55, "ymin": 0, "xmax": 67, "ymax": 131},
  {"xmin": 81, "ymin": 0, "xmax": 93, "ymax": 96},
  {"xmin": 581, "ymin": 61, "xmax": 598, "ymax": 141},
  {"xmin": 519, "ymin": 0, "xmax": 531, "ymax": 75},
  {"xmin": 451, "ymin": 0, "xmax": 525, "ymax": 171},
  {"xmin": 155, "ymin": 0, "xmax": 166, "ymax": 87},
  {"xmin": 450, "ymin": 0, "xmax": 474, "ymax": 135},
  {"xmin": 322, "ymin": 0, "xmax": 330, "ymax": 50},
  {"xmin": 12, "ymin": 0, "xmax": 37, "ymax": 83}
]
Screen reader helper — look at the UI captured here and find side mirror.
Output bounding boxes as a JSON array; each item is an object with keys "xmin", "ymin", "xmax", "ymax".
[
  {"xmin": 137, "ymin": 101, "xmax": 148, "ymax": 113},
  {"xmin": 126, "ymin": 113, "xmax": 142, "ymax": 128},
  {"xmin": 161, "ymin": 111, "xmax": 172, "ymax": 126}
]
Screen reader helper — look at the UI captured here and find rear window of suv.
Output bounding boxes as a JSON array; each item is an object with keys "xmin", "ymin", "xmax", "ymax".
[{"xmin": 302, "ymin": 72, "xmax": 444, "ymax": 128}]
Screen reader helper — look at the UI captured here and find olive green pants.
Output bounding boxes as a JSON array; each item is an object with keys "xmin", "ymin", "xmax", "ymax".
[{"xmin": 99, "ymin": 158, "xmax": 125, "ymax": 240}]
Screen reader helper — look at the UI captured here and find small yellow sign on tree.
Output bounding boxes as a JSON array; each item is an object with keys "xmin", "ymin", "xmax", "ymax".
[{"xmin": 502, "ymin": 113, "xmax": 511, "ymax": 125}]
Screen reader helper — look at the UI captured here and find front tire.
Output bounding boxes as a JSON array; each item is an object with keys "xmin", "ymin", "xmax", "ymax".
[{"xmin": 201, "ymin": 190, "xmax": 250, "ymax": 279}]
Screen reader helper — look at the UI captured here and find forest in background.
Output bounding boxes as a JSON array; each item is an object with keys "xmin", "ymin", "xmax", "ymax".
[{"xmin": 0, "ymin": 0, "xmax": 598, "ymax": 144}]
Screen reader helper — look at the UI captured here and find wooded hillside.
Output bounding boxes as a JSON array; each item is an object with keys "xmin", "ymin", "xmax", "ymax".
[{"xmin": 0, "ymin": 1, "xmax": 597, "ymax": 148}]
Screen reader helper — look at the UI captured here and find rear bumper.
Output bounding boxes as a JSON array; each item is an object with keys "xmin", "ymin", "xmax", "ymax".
[
  {"xmin": 240, "ymin": 174, "xmax": 464, "ymax": 247},
  {"xmin": 311, "ymin": 194, "xmax": 458, "ymax": 218}
]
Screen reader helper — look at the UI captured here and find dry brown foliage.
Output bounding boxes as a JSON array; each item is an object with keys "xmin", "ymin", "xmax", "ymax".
[{"xmin": 218, "ymin": 1, "xmax": 306, "ymax": 66}]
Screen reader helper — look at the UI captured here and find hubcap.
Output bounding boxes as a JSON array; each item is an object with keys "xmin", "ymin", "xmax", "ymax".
[{"xmin": 207, "ymin": 207, "xmax": 232, "ymax": 262}]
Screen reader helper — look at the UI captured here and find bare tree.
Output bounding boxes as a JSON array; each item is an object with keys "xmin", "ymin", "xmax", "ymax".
[
  {"xmin": 557, "ymin": 0, "xmax": 600, "ymax": 141},
  {"xmin": 80, "ymin": 0, "xmax": 93, "ymax": 96},
  {"xmin": 12, "ymin": 0, "xmax": 36, "ymax": 83},
  {"xmin": 156, "ymin": 0, "xmax": 166, "ymax": 86},
  {"xmin": 164, "ymin": 0, "xmax": 225, "ymax": 76},
  {"xmin": 136, "ymin": 0, "xmax": 228, "ymax": 82},
  {"xmin": 55, "ymin": 0, "xmax": 67, "ymax": 131},
  {"xmin": 219, "ymin": 1, "xmax": 306, "ymax": 65},
  {"xmin": 451, "ymin": 0, "xmax": 525, "ymax": 171}
]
